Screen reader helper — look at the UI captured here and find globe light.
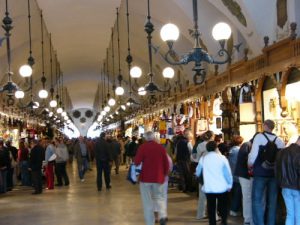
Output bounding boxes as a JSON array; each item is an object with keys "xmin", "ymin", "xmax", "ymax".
[
  {"xmin": 130, "ymin": 66, "xmax": 142, "ymax": 78},
  {"xmin": 110, "ymin": 115, "xmax": 114, "ymax": 118},
  {"xmin": 162, "ymin": 67, "xmax": 175, "ymax": 79},
  {"xmin": 108, "ymin": 98, "xmax": 116, "ymax": 106},
  {"xmin": 115, "ymin": 86, "xmax": 125, "ymax": 96},
  {"xmin": 212, "ymin": 22, "xmax": 232, "ymax": 41},
  {"xmin": 64, "ymin": 116, "xmax": 69, "ymax": 121},
  {"xmin": 49, "ymin": 99, "xmax": 57, "ymax": 108},
  {"xmin": 57, "ymin": 107, "xmax": 63, "ymax": 114},
  {"xmin": 49, "ymin": 112, "xmax": 53, "ymax": 117},
  {"xmin": 138, "ymin": 87, "xmax": 146, "ymax": 96},
  {"xmin": 160, "ymin": 23, "xmax": 180, "ymax": 42},
  {"xmin": 19, "ymin": 64, "xmax": 32, "ymax": 77},
  {"xmin": 121, "ymin": 105, "xmax": 126, "ymax": 110},
  {"xmin": 61, "ymin": 111, "xmax": 67, "ymax": 117},
  {"xmin": 33, "ymin": 101, "xmax": 39, "ymax": 109},
  {"xmin": 104, "ymin": 106, "xmax": 110, "ymax": 112},
  {"xmin": 101, "ymin": 111, "xmax": 107, "ymax": 116},
  {"xmin": 45, "ymin": 108, "xmax": 49, "ymax": 112},
  {"xmin": 67, "ymin": 119, "xmax": 71, "ymax": 124},
  {"xmin": 15, "ymin": 90, "xmax": 25, "ymax": 99},
  {"xmin": 38, "ymin": 89, "xmax": 48, "ymax": 99},
  {"xmin": 126, "ymin": 102, "xmax": 131, "ymax": 106},
  {"xmin": 115, "ymin": 111, "xmax": 119, "ymax": 115}
]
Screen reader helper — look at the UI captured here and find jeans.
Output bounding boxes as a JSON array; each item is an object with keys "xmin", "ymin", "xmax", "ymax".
[
  {"xmin": 140, "ymin": 182, "xmax": 167, "ymax": 225},
  {"xmin": 96, "ymin": 160, "xmax": 110, "ymax": 190},
  {"xmin": 239, "ymin": 177, "xmax": 253, "ymax": 225},
  {"xmin": 231, "ymin": 181, "xmax": 242, "ymax": 212},
  {"xmin": 252, "ymin": 176, "xmax": 278, "ymax": 225},
  {"xmin": 196, "ymin": 183, "xmax": 207, "ymax": 219},
  {"xmin": 0, "ymin": 169, "xmax": 7, "ymax": 193},
  {"xmin": 78, "ymin": 157, "xmax": 89, "ymax": 179},
  {"xmin": 206, "ymin": 192, "xmax": 229, "ymax": 225},
  {"xmin": 55, "ymin": 162, "xmax": 69, "ymax": 185},
  {"xmin": 282, "ymin": 188, "xmax": 300, "ymax": 225},
  {"xmin": 20, "ymin": 161, "xmax": 31, "ymax": 186}
]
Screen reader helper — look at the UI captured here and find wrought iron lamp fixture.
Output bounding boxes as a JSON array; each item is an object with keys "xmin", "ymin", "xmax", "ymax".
[
  {"xmin": 19, "ymin": 0, "xmax": 34, "ymax": 78},
  {"xmin": 160, "ymin": 0, "xmax": 232, "ymax": 85},
  {"xmin": 115, "ymin": 8, "xmax": 125, "ymax": 96},
  {"xmin": 38, "ymin": 12, "xmax": 48, "ymax": 99},
  {"xmin": 0, "ymin": 0, "xmax": 24, "ymax": 106},
  {"xmin": 129, "ymin": 0, "xmax": 174, "ymax": 104},
  {"xmin": 107, "ymin": 47, "xmax": 116, "ymax": 107},
  {"xmin": 49, "ymin": 41, "xmax": 58, "ymax": 108}
]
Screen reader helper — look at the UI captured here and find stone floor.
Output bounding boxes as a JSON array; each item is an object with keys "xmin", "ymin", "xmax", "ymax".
[{"xmin": 0, "ymin": 163, "xmax": 243, "ymax": 225}]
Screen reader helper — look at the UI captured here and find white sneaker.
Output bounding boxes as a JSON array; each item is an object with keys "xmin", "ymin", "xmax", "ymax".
[{"xmin": 80, "ymin": 179, "xmax": 85, "ymax": 182}]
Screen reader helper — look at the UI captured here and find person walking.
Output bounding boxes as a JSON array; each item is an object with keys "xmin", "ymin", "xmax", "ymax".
[
  {"xmin": 74, "ymin": 136, "xmax": 89, "ymax": 182},
  {"xmin": 248, "ymin": 119, "xmax": 285, "ymax": 225},
  {"xmin": 134, "ymin": 131, "xmax": 170, "ymax": 225},
  {"xmin": 276, "ymin": 136, "xmax": 300, "ymax": 225},
  {"xmin": 54, "ymin": 138, "xmax": 70, "ymax": 186},
  {"xmin": 94, "ymin": 132, "xmax": 112, "ymax": 191},
  {"xmin": 0, "ymin": 140, "xmax": 10, "ymax": 193},
  {"xmin": 195, "ymin": 141, "xmax": 233, "ymax": 225},
  {"xmin": 29, "ymin": 139, "xmax": 44, "ymax": 194},
  {"xmin": 111, "ymin": 137, "xmax": 121, "ymax": 174}
]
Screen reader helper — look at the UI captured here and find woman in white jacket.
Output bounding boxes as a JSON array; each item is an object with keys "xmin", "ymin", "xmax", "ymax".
[{"xmin": 195, "ymin": 141, "xmax": 233, "ymax": 225}]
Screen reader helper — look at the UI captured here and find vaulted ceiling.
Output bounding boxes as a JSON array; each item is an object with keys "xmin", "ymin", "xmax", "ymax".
[{"xmin": 0, "ymin": 0, "xmax": 299, "ymax": 112}]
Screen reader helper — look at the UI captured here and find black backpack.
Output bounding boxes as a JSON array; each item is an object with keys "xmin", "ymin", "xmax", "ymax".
[{"xmin": 260, "ymin": 132, "xmax": 278, "ymax": 169}]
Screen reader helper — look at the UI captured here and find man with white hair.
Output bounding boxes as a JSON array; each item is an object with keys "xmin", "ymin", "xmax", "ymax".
[{"xmin": 134, "ymin": 131, "xmax": 170, "ymax": 225}]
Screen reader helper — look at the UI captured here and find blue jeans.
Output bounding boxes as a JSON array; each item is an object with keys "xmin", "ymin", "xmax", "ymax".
[
  {"xmin": 252, "ymin": 176, "xmax": 278, "ymax": 225},
  {"xmin": 282, "ymin": 188, "xmax": 300, "ymax": 225},
  {"xmin": 20, "ymin": 161, "xmax": 31, "ymax": 186},
  {"xmin": 78, "ymin": 158, "xmax": 89, "ymax": 180}
]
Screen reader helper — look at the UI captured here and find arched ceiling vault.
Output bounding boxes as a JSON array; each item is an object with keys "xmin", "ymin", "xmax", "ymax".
[{"xmin": 0, "ymin": 0, "xmax": 298, "ymax": 112}]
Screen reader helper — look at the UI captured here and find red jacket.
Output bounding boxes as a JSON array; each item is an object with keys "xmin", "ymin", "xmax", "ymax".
[{"xmin": 134, "ymin": 141, "xmax": 169, "ymax": 184}]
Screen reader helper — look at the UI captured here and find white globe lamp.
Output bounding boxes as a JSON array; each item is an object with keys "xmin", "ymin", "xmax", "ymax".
[
  {"xmin": 104, "ymin": 106, "xmax": 110, "ymax": 112},
  {"xmin": 160, "ymin": 23, "xmax": 180, "ymax": 42},
  {"xmin": 49, "ymin": 99, "xmax": 57, "ymax": 108},
  {"xmin": 108, "ymin": 98, "xmax": 116, "ymax": 106},
  {"xmin": 19, "ymin": 64, "xmax": 32, "ymax": 77},
  {"xmin": 38, "ymin": 89, "xmax": 48, "ymax": 99},
  {"xmin": 138, "ymin": 87, "xmax": 146, "ymax": 96},
  {"xmin": 57, "ymin": 107, "xmax": 63, "ymax": 114},
  {"xmin": 115, "ymin": 86, "xmax": 124, "ymax": 96},
  {"xmin": 15, "ymin": 90, "xmax": 25, "ymax": 99},
  {"xmin": 212, "ymin": 22, "xmax": 232, "ymax": 41},
  {"xmin": 130, "ymin": 66, "xmax": 142, "ymax": 78},
  {"xmin": 61, "ymin": 111, "xmax": 67, "ymax": 117},
  {"xmin": 162, "ymin": 67, "xmax": 175, "ymax": 79}
]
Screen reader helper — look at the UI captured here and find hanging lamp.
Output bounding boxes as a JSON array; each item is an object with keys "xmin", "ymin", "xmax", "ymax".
[
  {"xmin": 0, "ymin": 0, "xmax": 24, "ymax": 106},
  {"xmin": 19, "ymin": 0, "xmax": 34, "ymax": 78},
  {"xmin": 38, "ymin": 12, "xmax": 48, "ymax": 99},
  {"xmin": 115, "ymin": 8, "xmax": 125, "ymax": 96}
]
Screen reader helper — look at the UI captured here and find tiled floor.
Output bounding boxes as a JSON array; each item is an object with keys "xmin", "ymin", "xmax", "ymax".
[{"xmin": 0, "ymin": 163, "xmax": 243, "ymax": 225}]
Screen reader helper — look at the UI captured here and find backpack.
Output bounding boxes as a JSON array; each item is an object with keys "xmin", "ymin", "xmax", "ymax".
[{"xmin": 260, "ymin": 132, "xmax": 278, "ymax": 169}]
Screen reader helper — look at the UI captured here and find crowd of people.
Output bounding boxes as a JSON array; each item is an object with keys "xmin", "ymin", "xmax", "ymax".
[{"xmin": 0, "ymin": 119, "xmax": 299, "ymax": 225}]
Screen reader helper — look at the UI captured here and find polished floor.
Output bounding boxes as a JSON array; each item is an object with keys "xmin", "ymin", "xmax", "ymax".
[{"xmin": 0, "ymin": 163, "xmax": 243, "ymax": 225}]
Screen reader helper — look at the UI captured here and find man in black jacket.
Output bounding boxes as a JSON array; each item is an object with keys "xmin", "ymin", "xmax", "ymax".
[
  {"xmin": 95, "ymin": 132, "xmax": 112, "ymax": 191},
  {"xmin": 29, "ymin": 139, "xmax": 44, "ymax": 194},
  {"xmin": 276, "ymin": 137, "xmax": 300, "ymax": 225}
]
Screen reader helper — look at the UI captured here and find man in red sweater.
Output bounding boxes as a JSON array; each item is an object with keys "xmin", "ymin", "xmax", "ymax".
[{"xmin": 134, "ymin": 131, "xmax": 170, "ymax": 225}]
